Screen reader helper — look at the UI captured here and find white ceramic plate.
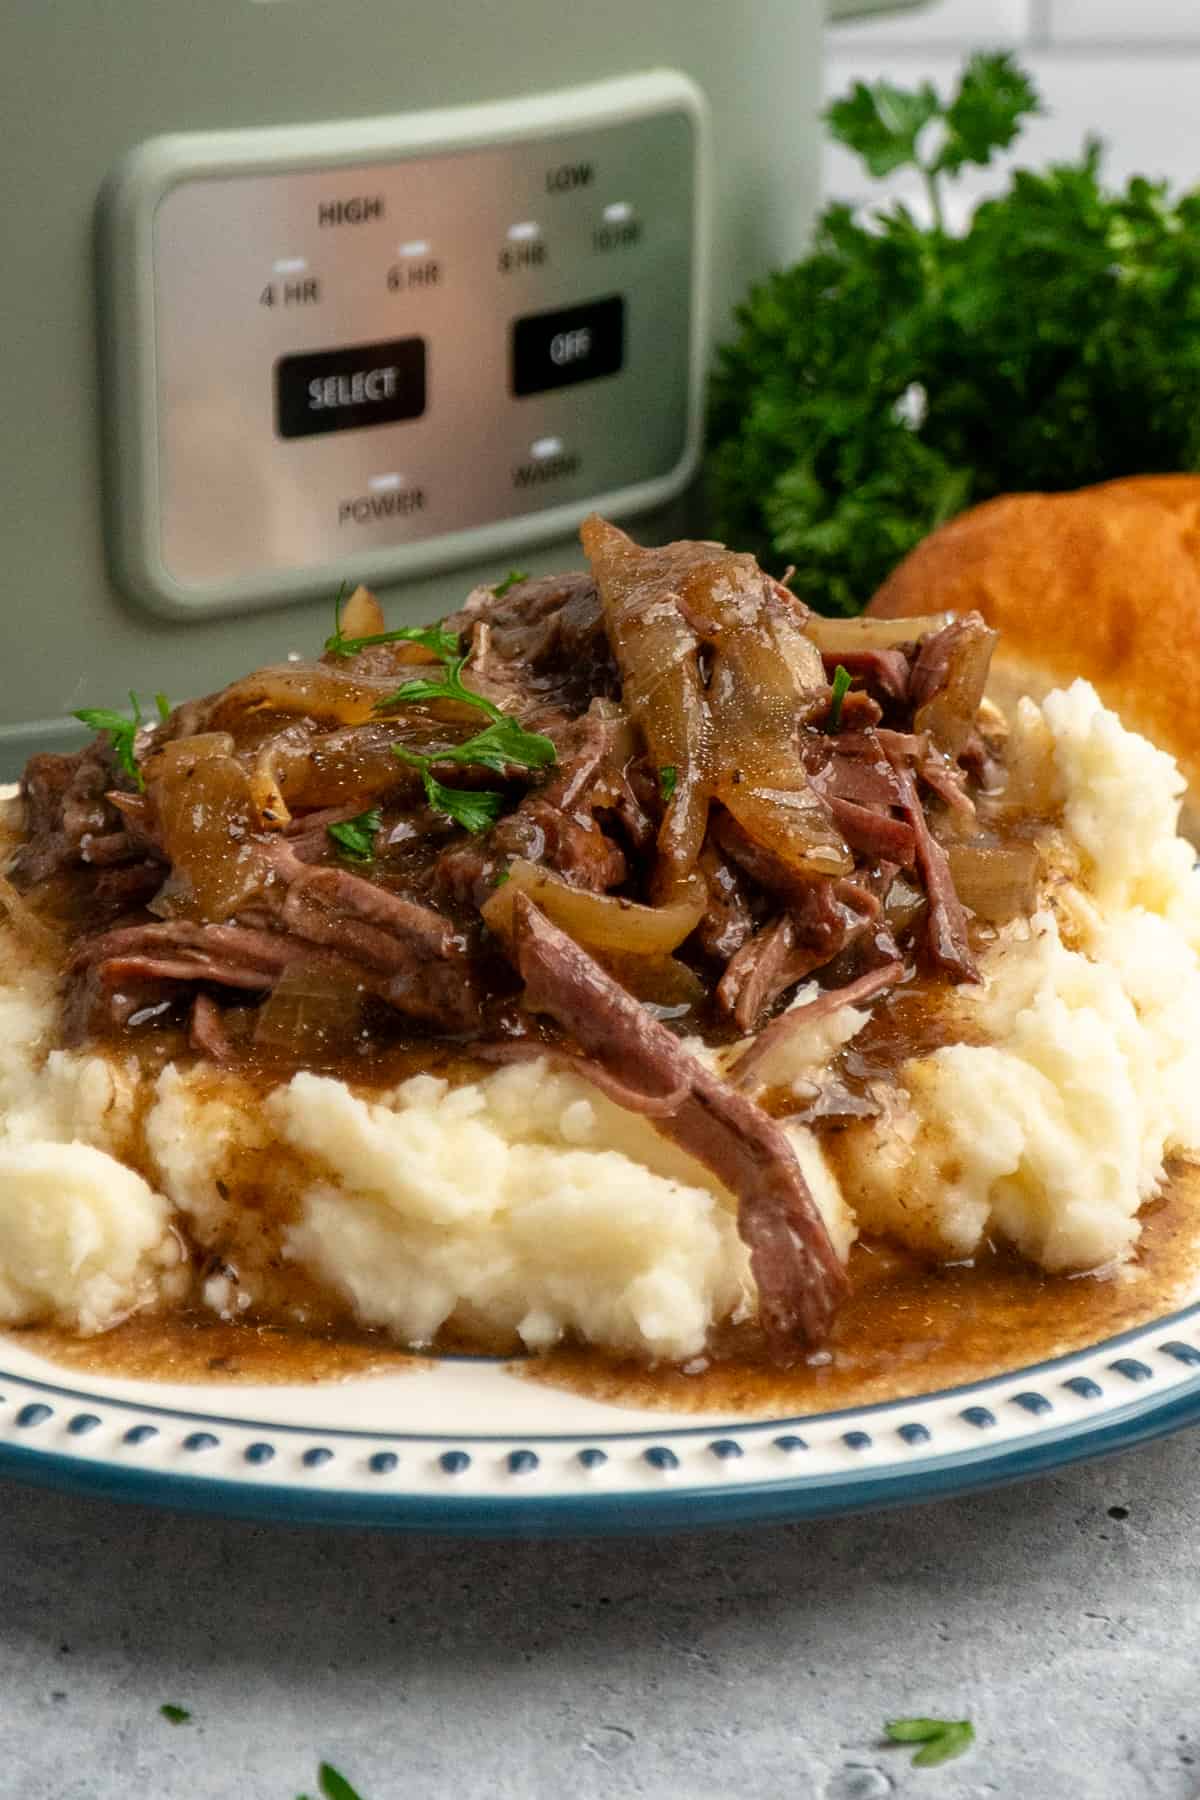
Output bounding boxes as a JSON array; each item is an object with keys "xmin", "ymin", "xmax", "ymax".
[
  {"xmin": 2, "ymin": 1295, "xmax": 1199, "ymax": 1533},
  {"xmin": 5, "ymin": 758, "xmax": 1199, "ymax": 1530}
]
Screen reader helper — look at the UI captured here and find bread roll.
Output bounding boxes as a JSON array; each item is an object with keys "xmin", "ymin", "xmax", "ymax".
[{"xmin": 867, "ymin": 475, "xmax": 1200, "ymax": 839}]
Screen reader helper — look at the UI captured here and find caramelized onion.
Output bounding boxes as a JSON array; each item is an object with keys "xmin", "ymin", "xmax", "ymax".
[
  {"xmin": 996, "ymin": 706, "xmax": 1062, "ymax": 820},
  {"xmin": 945, "ymin": 841, "xmax": 1039, "ymax": 923},
  {"xmin": 205, "ymin": 662, "xmax": 411, "ymax": 732},
  {"xmin": 583, "ymin": 515, "xmax": 844, "ymax": 895},
  {"xmin": 912, "ymin": 616, "xmax": 998, "ymax": 757},
  {"xmin": 146, "ymin": 736, "xmax": 272, "ymax": 921},
  {"xmin": 716, "ymin": 779, "xmax": 852, "ymax": 880},
  {"xmin": 265, "ymin": 722, "xmax": 421, "ymax": 810},
  {"xmin": 0, "ymin": 870, "xmax": 57, "ymax": 955},
  {"xmin": 803, "ymin": 613, "xmax": 955, "ymax": 654},
  {"xmin": 253, "ymin": 957, "xmax": 370, "ymax": 1059},
  {"xmin": 482, "ymin": 858, "xmax": 705, "ymax": 955},
  {"xmin": 338, "ymin": 585, "xmax": 386, "ymax": 640},
  {"xmin": 581, "ymin": 515, "xmax": 713, "ymax": 894},
  {"xmin": 598, "ymin": 950, "xmax": 706, "ymax": 1015}
]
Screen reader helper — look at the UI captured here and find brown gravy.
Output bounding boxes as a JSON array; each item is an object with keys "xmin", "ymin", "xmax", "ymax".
[{"xmin": 14, "ymin": 1160, "xmax": 1199, "ymax": 1417}]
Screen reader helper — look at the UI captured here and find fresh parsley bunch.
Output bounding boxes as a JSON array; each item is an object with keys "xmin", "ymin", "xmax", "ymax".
[{"xmin": 708, "ymin": 51, "xmax": 1200, "ymax": 614}]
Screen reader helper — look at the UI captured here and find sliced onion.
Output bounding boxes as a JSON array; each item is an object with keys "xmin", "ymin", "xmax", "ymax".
[
  {"xmin": 147, "ymin": 736, "xmax": 271, "ymax": 921},
  {"xmin": 946, "ymin": 841, "xmax": 1039, "ymax": 923},
  {"xmin": 803, "ymin": 613, "xmax": 956, "ymax": 654},
  {"xmin": 0, "ymin": 871, "xmax": 58, "ymax": 955},
  {"xmin": 338, "ymin": 585, "xmax": 385, "ymax": 640},
  {"xmin": 882, "ymin": 871, "xmax": 927, "ymax": 938},
  {"xmin": 717, "ymin": 778, "xmax": 853, "ymax": 880},
  {"xmin": 206, "ymin": 662, "xmax": 414, "ymax": 732},
  {"xmin": 267, "ymin": 722, "xmax": 420, "ymax": 810},
  {"xmin": 597, "ymin": 950, "xmax": 705, "ymax": 1014},
  {"xmin": 482, "ymin": 859, "xmax": 705, "ymax": 956},
  {"xmin": 998, "ymin": 708, "xmax": 1062, "ymax": 820},
  {"xmin": 253, "ymin": 957, "xmax": 370, "ymax": 1058},
  {"xmin": 913, "ymin": 617, "xmax": 998, "ymax": 758}
]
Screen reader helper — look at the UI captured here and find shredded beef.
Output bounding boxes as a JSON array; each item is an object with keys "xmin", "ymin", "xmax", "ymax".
[
  {"xmin": 8, "ymin": 521, "xmax": 1006, "ymax": 1356},
  {"xmin": 509, "ymin": 894, "xmax": 848, "ymax": 1352}
]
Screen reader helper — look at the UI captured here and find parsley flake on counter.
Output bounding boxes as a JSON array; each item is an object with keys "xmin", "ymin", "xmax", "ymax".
[
  {"xmin": 492, "ymin": 568, "xmax": 529, "ymax": 598},
  {"xmin": 301, "ymin": 1763, "xmax": 365, "ymax": 1800},
  {"xmin": 826, "ymin": 664, "xmax": 853, "ymax": 733},
  {"xmin": 159, "ymin": 1704, "xmax": 191, "ymax": 1725},
  {"xmin": 885, "ymin": 1717, "xmax": 975, "ymax": 1768},
  {"xmin": 659, "ymin": 765, "xmax": 678, "ymax": 804},
  {"xmin": 327, "ymin": 807, "xmax": 382, "ymax": 865},
  {"xmin": 73, "ymin": 691, "xmax": 146, "ymax": 791}
]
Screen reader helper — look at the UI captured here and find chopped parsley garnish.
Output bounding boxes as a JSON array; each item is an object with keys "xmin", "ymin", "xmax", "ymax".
[
  {"xmin": 493, "ymin": 865, "xmax": 511, "ymax": 887},
  {"xmin": 826, "ymin": 664, "xmax": 853, "ymax": 733},
  {"xmin": 324, "ymin": 584, "xmax": 459, "ymax": 663},
  {"xmin": 73, "ymin": 691, "xmax": 146, "ymax": 791},
  {"xmin": 659, "ymin": 765, "xmax": 678, "ymax": 804},
  {"xmin": 159, "ymin": 1704, "xmax": 191, "ymax": 1725},
  {"xmin": 326, "ymin": 807, "xmax": 382, "ymax": 865},
  {"xmin": 384, "ymin": 657, "xmax": 557, "ymax": 833},
  {"xmin": 428, "ymin": 714, "xmax": 557, "ymax": 777},
  {"xmin": 492, "ymin": 568, "xmax": 529, "ymax": 598},
  {"xmin": 374, "ymin": 653, "xmax": 505, "ymax": 722},
  {"xmin": 885, "ymin": 1717, "xmax": 975, "ymax": 1768},
  {"xmin": 410, "ymin": 770, "xmax": 506, "ymax": 835},
  {"xmin": 155, "ymin": 692, "xmax": 171, "ymax": 723}
]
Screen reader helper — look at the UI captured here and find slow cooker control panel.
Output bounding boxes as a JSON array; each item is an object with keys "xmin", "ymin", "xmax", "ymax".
[{"xmin": 102, "ymin": 73, "xmax": 707, "ymax": 617}]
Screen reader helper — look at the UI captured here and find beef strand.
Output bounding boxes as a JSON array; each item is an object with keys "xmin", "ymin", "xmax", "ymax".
[{"xmin": 509, "ymin": 893, "xmax": 849, "ymax": 1353}]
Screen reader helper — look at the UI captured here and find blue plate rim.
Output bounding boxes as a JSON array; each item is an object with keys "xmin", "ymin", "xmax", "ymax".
[
  {"xmin": 2, "ymin": 1291, "xmax": 1196, "ymax": 1446},
  {"xmin": 0, "ymin": 1374, "xmax": 1196, "ymax": 1536}
]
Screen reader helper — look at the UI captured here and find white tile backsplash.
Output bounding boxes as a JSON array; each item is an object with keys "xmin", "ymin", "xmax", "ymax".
[
  {"xmin": 830, "ymin": 0, "xmax": 1031, "ymax": 47},
  {"xmin": 1048, "ymin": 0, "xmax": 1200, "ymax": 44},
  {"xmin": 825, "ymin": 50, "xmax": 1200, "ymax": 227}
]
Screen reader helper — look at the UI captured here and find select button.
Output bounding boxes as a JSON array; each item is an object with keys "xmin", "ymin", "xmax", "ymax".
[
  {"xmin": 511, "ymin": 296, "xmax": 624, "ymax": 397},
  {"xmin": 275, "ymin": 337, "xmax": 426, "ymax": 439}
]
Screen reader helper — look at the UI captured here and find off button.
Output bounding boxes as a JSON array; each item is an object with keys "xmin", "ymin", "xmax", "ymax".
[
  {"xmin": 511, "ymin": 296, "xmax": 625, "ymax": 397},
  {"xmin": 275, "ymin": 337, "xmax": 427, "ymax": 439}
]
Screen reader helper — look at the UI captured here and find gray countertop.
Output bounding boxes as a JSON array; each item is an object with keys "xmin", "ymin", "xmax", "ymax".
[{"xmin": 3, "ymin": 1430, "xmax": 1199, "ymax": 1800}]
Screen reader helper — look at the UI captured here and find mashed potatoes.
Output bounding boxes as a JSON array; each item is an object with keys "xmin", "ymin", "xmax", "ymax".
[{"xmin": 0, "ymin": 680, "xmax": 1198, "ymax": 1356}]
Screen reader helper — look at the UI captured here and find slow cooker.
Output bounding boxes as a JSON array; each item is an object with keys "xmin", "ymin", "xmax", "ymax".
[{"xmin": 2, "ymin": 0, "xmax": 919, "ymax": 775}]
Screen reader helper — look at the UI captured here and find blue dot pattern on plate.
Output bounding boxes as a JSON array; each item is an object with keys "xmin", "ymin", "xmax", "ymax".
[
  {"xmin": 183, "ymin": 1432, "xmax": 219, "ymax": 1453},
  {"xmin": 123, "ymin": 1424, "xmax": 158, "ymax": 1446},
  {"xmin": 302, "ymin": 1447, "xmax": 333, "ymax": 1468},
  {"xmin": 644, "ymin": 1446, "xmax": 679, "ymax": 1471},
  {"xmin": 1110, "ymin": 1358, "xmax": 1154, "ymax": 1383},
  {"xmin": 772, "ymin": 1434, "xmax": 808, "ymax": 1453},
  {"xmin": 1012, "ymin": 1392, "xmax": 1053, "ymax": 1415},
  {"xmin": 369, "ymin": 1452, "xmax": 398, "ymax": 1475},
  {"xmin": 842, "ymin": 1430, "xmax": 872, "ymax": 1451},
  {"xmin": 244, "ymin": 1442, "xmax": 275, "ymax": 1466},
  {"xmin": 708, "ymin": 1439, "xmax": 742, "ymax": 1460},
  {"xmin": 897, "ymin": 1422, "xmax": 931, "ymax": 1446},
  {"xmin": 577, "ymin": 1448, "xmax": 608, "ymax": 1469},
  {"xmin": 1063, "ymin": 1376, "xmax": 1103, "ymax": 1400},
  {"xmin": 67, "ymin": 1414, "xmax": 101, "ymax": 1436},
  {"xmin": 961, "ymin": 1406, "xmax": 995, "ymax": 1429},
  {"xmin": 1160, "ymin": 1340, "xmax": 1200, "ymax": 1366},
  {"xmin": 440, "ymin": 1450, "xmax": 471, "ymax": 1476},
  {"xmin": 15, "ymin": 1404, "xmax": 52, "ymax": 1429},
  {"xmin": 507, "ymin": 1449, "xmax": 539, "ymax": 1475}
]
